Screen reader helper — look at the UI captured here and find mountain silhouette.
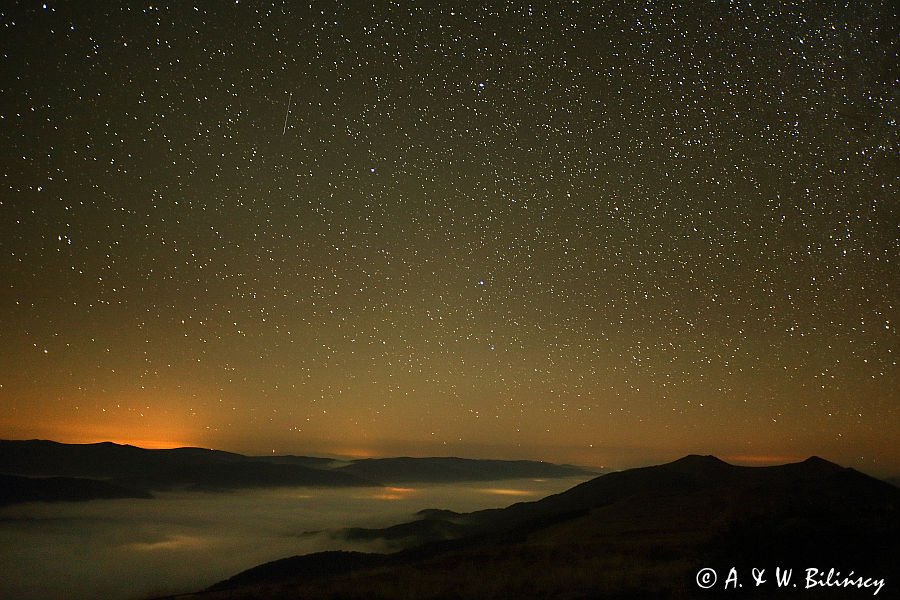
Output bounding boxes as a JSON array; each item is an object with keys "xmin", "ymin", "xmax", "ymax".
[
  {"xmin": 173, "ymin": 455, "xmax": 899, "ymax": 600},
  {"xmin": 332, "ymin": 453, "xmax": 867, "ymax": 547},
  {"xmin": 0, "ymin": 440, "xmax": 593, "ymax": 497},
  {"xmin": 0, "ymin": 473, "xmax": 152, "ymax": 506},
  {"xmin": 0, "ymin": 440, "xmax": 373, "ymax": 492},
  {"xmin": 337, "ymin": 456, "xmax": 595, "ymax": 483}
]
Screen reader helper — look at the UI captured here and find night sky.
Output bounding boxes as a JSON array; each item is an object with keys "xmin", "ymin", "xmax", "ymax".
[{"xmin": 1, "ymin": 1, "xmax": 897, "ymax": 472}]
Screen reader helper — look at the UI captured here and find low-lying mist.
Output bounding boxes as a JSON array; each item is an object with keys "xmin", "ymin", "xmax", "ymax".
[{"xmin": 0, "ymin": 477, "xmax": 589, "ymax": 600}]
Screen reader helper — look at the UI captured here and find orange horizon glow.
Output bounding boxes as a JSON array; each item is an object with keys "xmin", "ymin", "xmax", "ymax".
[
  {"xmin": 478, "ymin": 487, "xmax": 537, "ymax": 497},
  {"xmin": 0, "ymin": 425, "xmax": 203, "ymax": 451},
  {"xmin": 370, "ymin": 486, "xmax": 417, "ymax": 500},
  {"xmin": 22, "ymin": 436, "xmax": 203, "ymax": 450},
  {"xmin": 2, "ymin": 421, "xmax": 898, "ymax": 477},
  {"xmin": 328, "ymin": 447, "xmax": 380, "ymax": 459},
  {"xmin": 0, "ymin": 413, "xmax": 206, "ymax": 451}
]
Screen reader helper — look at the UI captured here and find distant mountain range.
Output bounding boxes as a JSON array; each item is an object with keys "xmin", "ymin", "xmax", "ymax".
[
  {"xmin": 0, "ymin": 473, "xmax": 152, "ymax": 506},
  {"xmin": 0, "ymin": 440, "xmax": 596, "ymax": 505},
  {"xmin": 166, "ymin": 455, "xmax": 899, "ymax": 600},
  {"xmin": 0, "ymin": 440, "xmax": 373, "ymax": 497},
  {"xmin": 335, "ymin": 456, "xmax": 590, "ymax": 483}
]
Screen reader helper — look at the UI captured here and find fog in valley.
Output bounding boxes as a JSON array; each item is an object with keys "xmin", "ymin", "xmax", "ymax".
[{"xmin": 0, "ymin": 477, "xmax": 589, "ymax": 600}]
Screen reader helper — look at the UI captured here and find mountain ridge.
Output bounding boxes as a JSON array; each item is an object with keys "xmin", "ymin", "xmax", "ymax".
[
  {"xmin": 336, "ymin": 455, "xmax": 596, "ymax": 483},
  {"xmin": 0, "ymin": 439, "xmax": 375, "ymax": 492},
  {"xmin": 173, "ymin": 454, "xmax": 899, "ymax": 600},
  {"xmin": 0, "ymin": 440, "xmax": 596, "ymax": 498},
  {"xmin": 0, "ymin": 473, "xmax": 153, "ymax": 506}
]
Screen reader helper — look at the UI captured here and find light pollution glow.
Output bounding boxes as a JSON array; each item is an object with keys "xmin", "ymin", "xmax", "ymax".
[{"xmin": 0, "ymin": 2, "xmax": 897, "ymax": 476}]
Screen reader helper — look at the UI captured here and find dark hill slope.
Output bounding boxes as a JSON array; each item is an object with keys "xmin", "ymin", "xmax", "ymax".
[
  {"xmin": 0, "ymin": 473, "xmax": 152, "ymax": 506},
  {"xmin": 338, "ymin": 454, "xmax": 875, "ymax": 547},
  {"xmin": 174, "ymin": 455, "xmax": 900, "ymax": 600}
]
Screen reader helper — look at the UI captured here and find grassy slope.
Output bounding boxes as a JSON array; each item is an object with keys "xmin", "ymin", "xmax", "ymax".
[{"xmin": 163, "ymin": 456, "xmax": 900, "ymax": 600}]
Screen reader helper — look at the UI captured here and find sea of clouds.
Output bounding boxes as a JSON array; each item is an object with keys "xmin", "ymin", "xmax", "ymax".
[{"xmin": 0, "ymin": 477, "xmax": 589, "ymax": 599}]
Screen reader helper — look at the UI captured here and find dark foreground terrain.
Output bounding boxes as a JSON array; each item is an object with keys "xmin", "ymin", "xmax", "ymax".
[{"xmin": 161, "ymin": 455, "xmax": 899, "ymax": 600}]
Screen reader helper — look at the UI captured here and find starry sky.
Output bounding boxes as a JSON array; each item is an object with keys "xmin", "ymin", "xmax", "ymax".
[{"xmin": 1, "ymin": 1, "xmax": 897, "ymax": 472}]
